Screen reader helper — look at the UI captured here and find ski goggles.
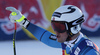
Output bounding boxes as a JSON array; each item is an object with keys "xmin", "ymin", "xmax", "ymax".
[{"xmin": 51, "ymin": 21, "xmax": 66, "ymax": 33}]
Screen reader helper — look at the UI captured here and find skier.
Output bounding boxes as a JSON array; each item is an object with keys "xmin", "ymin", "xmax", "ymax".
[{"xmin": 6, "ymin": 5, "xmax": 100, "ymax": 55}]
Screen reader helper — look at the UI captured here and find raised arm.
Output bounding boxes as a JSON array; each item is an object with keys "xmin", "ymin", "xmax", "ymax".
[{"xmin": 6, "ymin": 7, "xmax": 62, "ymax": 48}]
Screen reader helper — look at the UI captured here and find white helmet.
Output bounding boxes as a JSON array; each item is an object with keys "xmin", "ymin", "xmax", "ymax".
[{"xmin": 51, "ymin": 5, "xmax": 84, "ymax": 37}]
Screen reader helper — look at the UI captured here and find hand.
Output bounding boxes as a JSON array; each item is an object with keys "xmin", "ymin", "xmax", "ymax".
[
  {"xmin": 6, "ymin": 7, "xmax": 30, "ymax": 28},
  {"xmin": 6, "ymin": 7, "xmax": 25, "ymax": 23}
]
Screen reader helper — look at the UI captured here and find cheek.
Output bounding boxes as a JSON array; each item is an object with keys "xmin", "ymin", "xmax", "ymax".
[
  {"xmin": 63, "ymin": 32, "xmax": 68, "ymax": 37},
  {"xmin": 63, "ymin": 33, "xmax": 68, "ymax": 39},
  {"xmin": 63, "ymin": 35, "xmax": 68, "ymax": 40}
]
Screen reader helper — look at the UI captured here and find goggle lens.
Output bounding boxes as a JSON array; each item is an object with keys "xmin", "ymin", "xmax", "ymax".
[{"xmin": 51, "ymin": 21, "xmax": 66, "ymax": 33}]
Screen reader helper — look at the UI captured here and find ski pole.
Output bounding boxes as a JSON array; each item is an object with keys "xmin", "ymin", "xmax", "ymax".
[{"xmin": 13, "ymin": 22, "xmax": 17, "ymax": 55}]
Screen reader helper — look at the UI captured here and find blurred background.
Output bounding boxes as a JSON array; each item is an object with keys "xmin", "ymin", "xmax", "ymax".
[{"xmin": 0, "ymin": 0, "xmax": 100, "ymax": 55}]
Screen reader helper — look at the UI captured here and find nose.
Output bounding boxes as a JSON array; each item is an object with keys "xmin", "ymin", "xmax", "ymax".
[
  {"xmin": 55, "ymin": 31, "xmax": 60, "ymax": 35},
  {"xmin": 55, "ymin": 31, "xmax": 61, "ymax": 38}
]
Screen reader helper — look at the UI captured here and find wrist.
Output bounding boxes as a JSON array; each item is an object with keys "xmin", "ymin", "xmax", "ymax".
[
  {"xmin": 17, "ymin": 16, "xmax": 30, "ymax": 28},
  {"xmin": 21, "ymin": 18, "xmax": 30, "ymax": 28},
  {"xmin": 16, "ymin": 15, "xmax": 25, "ymax": 22}
]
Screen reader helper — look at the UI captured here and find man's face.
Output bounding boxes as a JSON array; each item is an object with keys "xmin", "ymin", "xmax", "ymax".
[
  {"xmin": 55, "ymin": 31, "xmax": 68, "ymax": 43},
  {"xmin": 51, "ymin": 21, "xmax": 68, "ymax": 42}
]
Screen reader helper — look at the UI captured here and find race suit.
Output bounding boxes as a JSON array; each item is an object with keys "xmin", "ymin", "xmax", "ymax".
[{"xmin": 26, "ymin": 23, "xmax": 100, "ymax": 55}]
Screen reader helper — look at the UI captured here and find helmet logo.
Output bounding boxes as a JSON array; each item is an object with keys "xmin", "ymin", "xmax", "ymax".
[
  {"xmin": 62, "ymin": 6, "xmax": 76, "ymax": 14},
  {"xmin": 72, "ymin": 15, "xmax": 84, "ymax": 25},
  {"xmin": 52, "ymin": 6, "xmax": 76, "ymax": 18},
  {"xmin": 67, "ymin": 6, "xmax": 76, "ymax": 13}
]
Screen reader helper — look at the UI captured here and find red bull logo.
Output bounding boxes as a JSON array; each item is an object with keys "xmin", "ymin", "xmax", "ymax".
[
  {"xmin": 62, "ymin": 0, "xmax": 100, "ymax": 32},
  {"xmin": 0, "ymin": 0, "xmax": 50, "ymax": 35}
]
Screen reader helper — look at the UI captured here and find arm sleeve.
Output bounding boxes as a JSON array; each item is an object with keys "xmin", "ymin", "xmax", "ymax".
[{"xmin": 26, "ymin": 23, "xmax": 62, "ymax": 48}]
